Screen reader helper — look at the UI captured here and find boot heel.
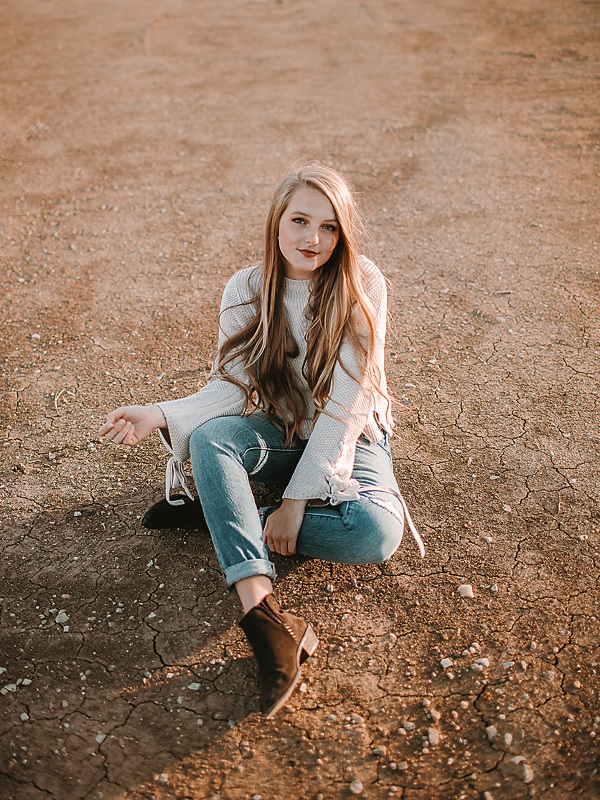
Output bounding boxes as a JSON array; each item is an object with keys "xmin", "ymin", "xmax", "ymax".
[{"xmin": 301, "ymin": 625, "xmax": 319, "ymax": 659}]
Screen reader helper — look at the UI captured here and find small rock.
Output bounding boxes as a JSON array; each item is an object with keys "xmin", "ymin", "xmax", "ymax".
[
  {"xmin": 55, "ymin": 611, "xmax": 69, "ymax": 625},
  {"xmin": 521, "ymin": 764, "xmax": 534, "ymax": 783},
  {"xmin": 403, "ymin": 721, "xmax": 415, "ymax": 731},
  {"xmin": 486, "ymin": 725, "xmax": 497, "ymax": 741},
  {"xmin": 351, "ymin": 713, "xmax": 365, "ymax": 725},
  {"xmin": 475, "ymin": 657, "xmax": 490, "ymax": 667},
  {"xmin": 188, "ymin": 683, "xmax": 201, "ymax": 691},
  {"xmin": 95, "ymin": 733, "xmax": 106, "ymax": 744},
  {"xmin": 504, "ymin": 732, "xmax": 513, "ymax": 746},
  {"xmin": 502, "ymin": 504, "xmax": 512, "ymax": 512},
  {"xmin": 429, "ymin": 709, "xmax": 441, "ymax": 722},
  {"xmin": 502, "ymin": 661, "xmax": 514, "ymax": 669},
  {"xmin": 541, "ymin": 671, "xmax": 555, "ymax": 682},
  {"xmin": 74, "ymin": 511, "xmax": 82, "ymax": 517},
  {"xmin": 440, "ymin": 657, "xmax": 453, "ymax": 669},
  {"xmin": 157, "ymin": 773, "xmax": 169, "ymax": 783},
  {"xmin": 397, "ymin": 761, "xmax": 408, "ymax": 771},
  {"xmin": 458, "ymin": 584, "xmax": 474, "ymax": 599},
  {"xmin": 471, "ymin": 663, "xmax": 484, "ymax": 673},
  {"xmin": 20, "ymin": 713, "xmax": 29, "ymax": 721},
  {"xmin": 483, "ymin": 792, "xmax": 494, "ymax": 800},
  {"xmin": 372, "ymin": 746, "xmax": 387, "ymax": 757},
  {"xmin": 428, "ymin": 727, "xmax": 440, "ymax": 746},
  {"xmin": 349, "ymin": 780, "xmax": 364, "ymax": 795},
  {"xmin": 490, "ymin": 584, "xmax": 498, "ymax": 593}
]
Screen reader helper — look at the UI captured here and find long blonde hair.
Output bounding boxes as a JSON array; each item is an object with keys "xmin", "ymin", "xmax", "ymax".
[{"xmin": 215, "ymin": 159, "xmax": 382, "ymax": 443}]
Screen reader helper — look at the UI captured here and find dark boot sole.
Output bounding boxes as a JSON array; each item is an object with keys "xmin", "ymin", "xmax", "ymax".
[{"xmin": 141, "ymin": 496, "xmax": 205, "ymax": 530}]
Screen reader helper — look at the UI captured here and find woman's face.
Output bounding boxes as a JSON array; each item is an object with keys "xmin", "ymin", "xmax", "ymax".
[{"xmin": 278, "ymin": 185, "xmax": 340, "ymax": 280}]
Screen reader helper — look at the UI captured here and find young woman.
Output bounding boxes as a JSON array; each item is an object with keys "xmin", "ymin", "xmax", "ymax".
[{"xmin": 99, "ymin": 159, "xmax": 423, "ymax": 718}]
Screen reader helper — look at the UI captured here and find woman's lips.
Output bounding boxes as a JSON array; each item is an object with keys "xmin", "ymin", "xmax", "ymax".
[{"xmin": 298, "ymin": 249, "xmax": 318, "ymax": 258}]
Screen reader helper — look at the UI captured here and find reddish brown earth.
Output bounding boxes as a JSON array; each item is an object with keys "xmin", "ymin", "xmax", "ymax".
[{"xmin": 1, "ymin": 1, "xmax": 598, "ymax": 798}]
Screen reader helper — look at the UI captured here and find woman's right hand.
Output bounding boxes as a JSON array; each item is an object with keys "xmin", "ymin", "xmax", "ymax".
[{"xmin": 98, "ymin": 404, "xmax": 166, "ymax": 447}]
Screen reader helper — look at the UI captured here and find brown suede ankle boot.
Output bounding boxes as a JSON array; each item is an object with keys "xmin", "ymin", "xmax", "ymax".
[{"xmin": 239, "ymin": 594, "xmax": 318, "ymax": 718}]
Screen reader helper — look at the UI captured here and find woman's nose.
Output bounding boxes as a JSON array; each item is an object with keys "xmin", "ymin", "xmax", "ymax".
[{"xmin": 305, "ymin": 227, "xmax": 319, "ymax": 245}]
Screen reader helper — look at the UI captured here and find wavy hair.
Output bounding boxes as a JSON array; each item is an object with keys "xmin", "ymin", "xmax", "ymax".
[{"xmin": 215, "ymin": 158, "xmax": 382, "ymax": 444}]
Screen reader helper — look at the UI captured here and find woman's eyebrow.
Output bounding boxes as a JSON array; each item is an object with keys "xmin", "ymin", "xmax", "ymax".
[{"xmin": 290, "ymin": 210, "xmax": 337, "ymax": 223}]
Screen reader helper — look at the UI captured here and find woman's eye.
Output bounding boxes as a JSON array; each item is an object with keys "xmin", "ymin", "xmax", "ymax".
[
  {"xmin": 292, "ymin": 217, "xmax": 307, "ymax": 225},
  {"xmin": 323, "ymin": 224, "xmax": 337, "ymax": 232}
]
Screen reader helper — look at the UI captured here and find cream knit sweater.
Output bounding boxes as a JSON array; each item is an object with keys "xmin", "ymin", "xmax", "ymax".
[{"xmin": 157, "ymin": 256, "xmax": 393, "ymax": 505}]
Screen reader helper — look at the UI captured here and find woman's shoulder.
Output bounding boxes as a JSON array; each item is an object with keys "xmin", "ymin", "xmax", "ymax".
[
  {"xmin": 357, "ymin": 255, "xmax": 385, "ymax": 290},
  {"xmin": 222, "ymin": 263, "xmax": 262, "ymax": 303}
]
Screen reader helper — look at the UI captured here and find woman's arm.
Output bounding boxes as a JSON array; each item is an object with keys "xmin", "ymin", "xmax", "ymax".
[{"xmin": 282, "ymin": 261, "xmax": 388, "ymax": 503}]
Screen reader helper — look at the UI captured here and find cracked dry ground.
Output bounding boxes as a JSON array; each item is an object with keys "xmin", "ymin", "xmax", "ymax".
[{"xmin": 0, "ymin": 0, "xmax": 598, "ymax": 798}]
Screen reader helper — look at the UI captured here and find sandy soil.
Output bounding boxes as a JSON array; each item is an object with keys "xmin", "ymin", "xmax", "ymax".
[{"xmin": 1, "ymin": 0, "xmax": 598, "ymax": 798}]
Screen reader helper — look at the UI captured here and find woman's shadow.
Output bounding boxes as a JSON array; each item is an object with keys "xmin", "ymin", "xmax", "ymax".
[{"xmin": 0, "ymin": 484, "xmax": 319, "ymax": 800}]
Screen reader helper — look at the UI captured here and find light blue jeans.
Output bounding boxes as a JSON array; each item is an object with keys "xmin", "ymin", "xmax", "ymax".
[{"xmin": 189, "ymin": 412, "xmax": 405, "ymax": 587}]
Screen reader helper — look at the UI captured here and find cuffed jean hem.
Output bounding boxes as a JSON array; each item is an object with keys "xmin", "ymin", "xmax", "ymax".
[{"xmin": 223, "ymin": 557, "xmax": 276, "ymax": 589}]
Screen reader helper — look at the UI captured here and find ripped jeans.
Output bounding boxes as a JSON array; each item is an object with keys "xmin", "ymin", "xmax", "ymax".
[{"xmin": 189, "ymin": 412, "xmax": 411, "ymax": 588}]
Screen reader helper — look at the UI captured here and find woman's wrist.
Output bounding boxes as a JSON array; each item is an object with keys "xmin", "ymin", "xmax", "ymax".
[{"xmin": 150, "ymin": 404, "xmax": 168, "ymax": 430}]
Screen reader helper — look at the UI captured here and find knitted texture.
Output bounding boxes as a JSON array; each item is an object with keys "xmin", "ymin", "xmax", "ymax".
[{"xmin": 157, "ymin": 256, "xmax": 393, "ymax": 504}]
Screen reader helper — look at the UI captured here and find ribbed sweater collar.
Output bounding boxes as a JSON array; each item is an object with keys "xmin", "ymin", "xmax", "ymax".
[{"xmin": 283, "ymin": 276, "xmax": 311, "ymax": 301}]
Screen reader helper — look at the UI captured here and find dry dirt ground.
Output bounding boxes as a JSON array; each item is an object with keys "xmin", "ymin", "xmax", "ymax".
[{"xmin": 1, "ymin": 1, "xmax": 598, "ymax": 798}]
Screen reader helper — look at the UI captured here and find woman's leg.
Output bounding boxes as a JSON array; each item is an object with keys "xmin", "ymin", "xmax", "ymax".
[
  {"xmin": 293, "ymin": 435, "xmax": 406, "ymax": 564},
  {"xmin": 189, "ymin": 413, "xmax": 317, "ymax": 717},
  {"xmin": 189, "ymin": 412, "xmax": 304, "ymax": 588}
]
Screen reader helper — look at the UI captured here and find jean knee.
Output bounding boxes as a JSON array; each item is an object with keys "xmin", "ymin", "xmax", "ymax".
[{"xmin": 354, "ymin": 496, "xmax": 404, "ymax": 563}]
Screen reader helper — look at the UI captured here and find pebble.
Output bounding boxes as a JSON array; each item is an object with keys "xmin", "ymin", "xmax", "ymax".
[
  {"xmin": 502, "ymin": 661, "xmax": 514, "ymax": 669},
  {"xmin": 475, "ymin": 657, "xmax": 490, "ymax": 667},
  {"xmin": 95, "ymin": 733, "xmax": 106, "ymax": 744},
  {"xmin": 397, "ymin": 761, "xmax": 408, "ymax": 771},
  {"xmin": 20, "ymin": 713, "xmax": 29, "ymax": 721},
  {"xmin": 458, "ymin": 584, "xmax": 474, "ymax": 598},
  {"xmin": 188, "ymin": 683, "xmax": 201, "ymax": 691},
  {"xmin": 349, "ymin": 780, "xmax": 363, "ymax": 795},
  {"xmin": 429, "ymin": 709, "xmax": 441, "ymax": 722},
  {"xmin": 351, "ymin": 713, "xmax": 365, "ymax": 725},
  {"xmin": 372, "ymin": 746, "xmax": 387, "ymax": 757},
  {"xmin": 428, "ymin": 727, "xmax": 440, "ymax": 746},
  {"xmin": 157, "ymin": 774, "xmax": 169, "ymax": 783},
  {"xmin": 403, "ymin": 721, "xmax": 415, "ymax": 731},
  {"xmin": 541, "ymin": 671, "xmax": 555, "ymax": 681},
  {"xmin": 486, "ymin": 725, "xmax": 497, "ymax": 741},
  {"xmin": 440, "ymin": 658, "xmax": 453, "ymax": 669},
  {"xmin": 504, "ymin": 732, "xmax": 513, "ymax": 746},
  {"xmin": 483, "ymin": 792, "xmax": 494, "ymax": 800},
  {"xmin": 471, "ymin": 663, "xmax": 484, "ymax": 673},
  {"xmin": 518, "ymin": 763, "xmax": 534, "ymax": 783},
  {"xmin": 55, "ymin": 611, "xmax": 69, "ymax": 625},
  {"xmin": 490, "ymin": 584, "xmax": 498, "ymax": 593}
]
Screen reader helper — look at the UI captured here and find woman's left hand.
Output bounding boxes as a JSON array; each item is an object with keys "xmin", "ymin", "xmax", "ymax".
[{"xmin": 263, "ymin": 498, "xmax": 307, "ymax": 556}]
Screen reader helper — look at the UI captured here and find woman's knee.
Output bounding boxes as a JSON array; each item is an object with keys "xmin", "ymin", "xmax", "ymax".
[
  {"xmin": 351, "ymin": 496, "xmax": 404, "ymax": 563},
  {"xmin": 189, "ymin": 417, "xmax": 234, "ymax": 468}
]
